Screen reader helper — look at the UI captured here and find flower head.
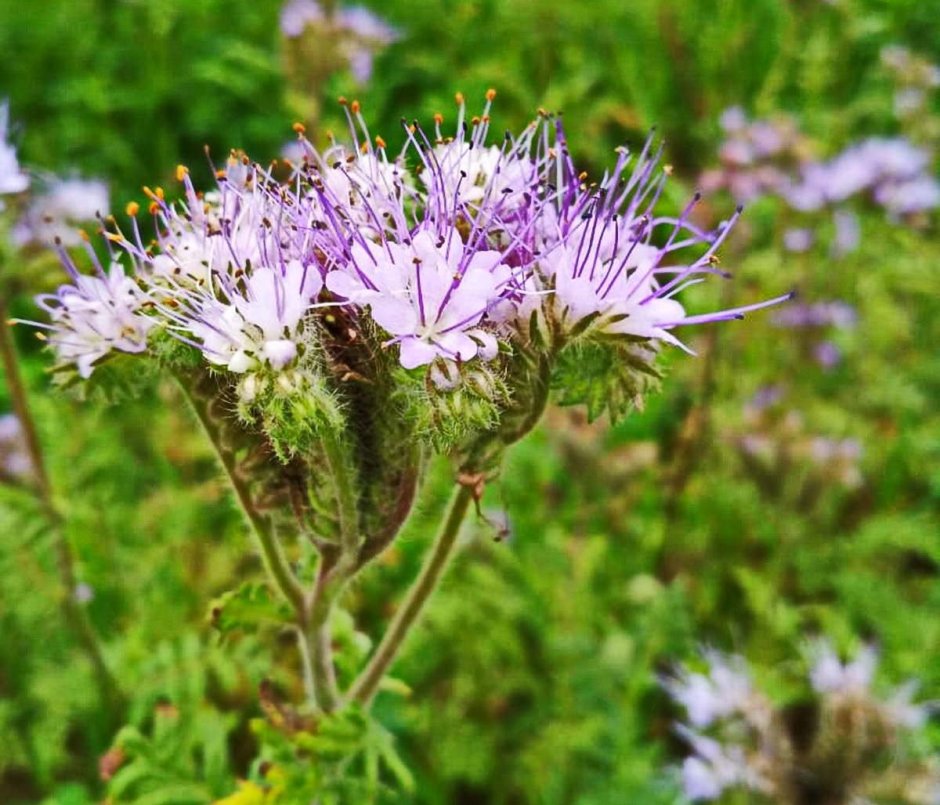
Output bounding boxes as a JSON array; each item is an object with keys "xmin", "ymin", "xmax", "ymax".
[
  {"xmin": 35, "ymin": 259, "xmax": 153, "ymax": 378},
  {"xmin": 12, "ymin": 177, "xmax": 109, "ymax": 247}
]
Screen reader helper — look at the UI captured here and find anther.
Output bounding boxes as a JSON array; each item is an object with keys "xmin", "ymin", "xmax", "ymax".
[{"xmin": 125, "ymin": 201, "xmax": 140, "ymax": 217}]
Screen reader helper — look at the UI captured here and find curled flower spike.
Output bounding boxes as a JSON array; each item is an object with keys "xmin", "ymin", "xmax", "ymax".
[{"xmin": 32, "ymin": 259, "xmax": 153, "ymax": 378}]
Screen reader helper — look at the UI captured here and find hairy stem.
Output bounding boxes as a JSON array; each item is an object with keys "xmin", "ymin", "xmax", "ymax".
[
  {"xmin": 175, "ymin": 374, "xmax": 305, "ymax": 613},
  {"xmin": 301, "ymin": 558, "xmax": 347, "ymax": 712},
  {"xmin": 346, "ymin": 482, "xmax": 474, "ymax": 706},
  {"xmin": 321, "ymin": 427, "xmax": 361, "ymax": 559},
  {"xmin": 0, "ymin": 305, "xmax": 123, "ymax": 711}
]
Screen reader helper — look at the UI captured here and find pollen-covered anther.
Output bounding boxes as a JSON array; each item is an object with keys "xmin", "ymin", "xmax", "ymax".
[
  {"xmin": 455, "ymin": 92, "xmax": 465, "ymax": 106},
  {"xmin": 125, "ymin": 201, "xmax": 140, "ymax": 217},
  {"xmin": 176, "ymin": 164, "xmax": 188, "ymax": 181},
  {"xmin": 663, "ymin": 164, "xmax": 674, "ymax": 176},
  {"xmin": 351, "ymin": 99, "xmax": 361, "ymax": 114},
  {"xmin": 433, "ymin": 113, "xmax": 444, "ymax": 125},
  {"xmin": 338, "ymin": 96, "xmax": 348, "ymax": 106},
  {"xmin": 486, "ymin": 88, "xmax": 497, "ymax": 101},
  {"xmin": 292, "ymin": 121, "xmax": 306, "ymax": 135},
  {"xmin": 374, "ymin": 135, "xmax": 387, "ymax": 149}
]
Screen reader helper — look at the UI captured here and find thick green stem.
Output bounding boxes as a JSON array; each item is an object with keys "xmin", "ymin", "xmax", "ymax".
[
  {"xmin": 0, "ymin": 304, "xmax": 122, "ymax": 711},
  {"xmin": 346, "ymin": 482, "xmax": 474, "ymax": 707},
  {"xmin": 175, "ymin": 372, "xmax": 357, "ymax": 712}
]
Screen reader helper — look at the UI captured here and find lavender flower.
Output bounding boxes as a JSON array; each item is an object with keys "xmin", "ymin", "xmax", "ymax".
[
  {"xmin": 0, "ymin": 413, "xmax": 33, "ymax": 482},
  {"xmin": 809, "ymin": 642, "xmax": 930, "ymax": 730},
  {"xmin": 678, "ymin": 727, "xmax": 765, "ymax": 801},
  {"xmin": 874, "ymin": 174, "xmax": 940, "ymax": 216},
  {"xmin": 812, "ymin": 340, "xmax": 842, "ymax": 369},
  {"xmin": 325, "ymin": 231, "xmax": 508, "ymax": 368},
  {"xmin": 664, "ymin": 651, "xmax": 754, "ymax": 729},
  {"xmin": 831, "ymin": 209, "xmax": 860, "ymax": 256},
  {"xmin": 782, "ymin": 228, "xmax": 813, "ymax": 253},
  {"xmin": 667, "ymin": 646, "xmax": 938, "ymax": 804},
  {"xmin": 279, "ymin": 0, "xmax": 325, "ymax": 38},
  {"xmin": 784, "ymin": 137, "xmax": 938, "ymax": 216},
  {"xmin": 12, "ymin": 177, "xmax": 109, "ymax": 247},
  {"xmin": 771, "ymin": 300, "xmax": 856, "ymax": 329},
  {"xmin": 280, "ymin": 0, "xmax": 399, "ymax": 83},
  {"xmin": 30, "ymin": 93, "xmax": 786, "ymax": 398},
  {"xmin": 0, "ymin": 100, "xmax": 29, "ymax": 196},
  {"xmin": 33, "ymin": 259, "xmax": 153, "ymax": 378}
]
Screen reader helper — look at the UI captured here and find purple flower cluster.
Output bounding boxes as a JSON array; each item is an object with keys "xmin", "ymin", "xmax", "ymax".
[
  {"xmin": 280, "ymin": 0, "xmax": 399, "ymax": 83},
  {"xmin": 699, "ymin": 107, "xmax": 806, "ymax": 204},
  {"xmin": 881, "ymin": 45, "xmax": 940, "ymax": 129},
  {"xmin": 12, "ymin": 177, "xmax": 110, "ymax": 248},
  {"xmin": 770, "ymin": 300, "xmax": 856, "ymax": 329},
  {"xmin": 31, "ymin": 95, "xmax": 786, "ymax": 386},
  {"xmin": 703, "ymin": 106, "xmax": 939, "ymax": 261},
  {"xmin": 666, "ymin": 645, "xmax": 935, "ymax": 802},
  {"xmin": 784, "ymin": 137, "xmax": 939, "ymax": 217}
]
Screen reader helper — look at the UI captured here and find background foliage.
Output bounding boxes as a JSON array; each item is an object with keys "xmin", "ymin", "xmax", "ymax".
[{"xmin": 0, "ymin": 0, "xmax": 937, "ymax": 802}]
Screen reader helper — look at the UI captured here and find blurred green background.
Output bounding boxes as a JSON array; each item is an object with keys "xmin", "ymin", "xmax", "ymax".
[{"xmin": 0, "ymin": 0, "xmax": 938, "ymax": 802}]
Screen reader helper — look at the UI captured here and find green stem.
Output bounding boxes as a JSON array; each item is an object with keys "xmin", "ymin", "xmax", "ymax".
[
  {"xmin": 301, "ymin": 559, "xmax": 347, "ymax": 712},
  {"xmin": 174, "ymin": 375, "xmax": 305, "ymax": 613},
  {"xmin": 346, "ymin": 482, "xmax": 474, "ymax": 707},
  {"xmin": 0, "ymin": 303, "xmax": 123, "ymax": 711},
  {"xmin": 321, "ymin": 427, "xmax": 360, "ymax": 559}
]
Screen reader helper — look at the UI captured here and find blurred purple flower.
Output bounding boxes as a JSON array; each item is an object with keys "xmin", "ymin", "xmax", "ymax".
[
  {"xmin": 831, "ymin": 209, "xmax": 860, "ymax": 257},
  {"xmin": 771, "ymin": 301, "xmax": 856, "ymax": 329},
  {"xmin": 746, "ymin": 385, "xmax": 785, "ymax": 415},
  {"xmin": 813, "ymin": 340, "xmax": 842, "ymax": 369},
  {"xmin": 0, "ymin": 413, "xmax": 33, "ymax": 482},
  {"xmin": 783, "ymin": 228, "xmax": 814, "ymax": 253},
  {"xmin": 279, "ymin": 0, "xmax": 324, "ymax": 37},
  {"xmin": 12, "ymin": 177, "xmax": 109, "ymax": 247},
  {"xmin": 874, "ymin": 174, "xmax": 940, "ymax": 216},
  {"xmin": 0, "ymin": 100, "xmax": 29, "ymax": 196},
  {"xmin": 338, "ymin": 5, "xmax": 398, "ymax": 43}
]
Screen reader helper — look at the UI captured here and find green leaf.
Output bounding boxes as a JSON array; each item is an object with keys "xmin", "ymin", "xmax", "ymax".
[{"xmin": 208, "ymin": 582, "xmax": 292, "ymax": 637}]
